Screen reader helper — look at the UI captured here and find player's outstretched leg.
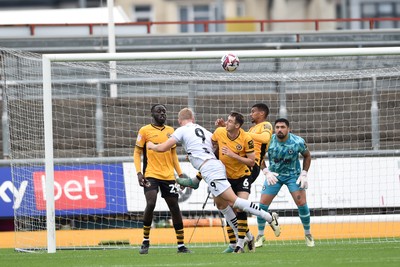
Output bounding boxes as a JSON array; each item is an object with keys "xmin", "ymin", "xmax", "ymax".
[
  {"xmin": 233, "ymin": 198, "xmax": 281, "ymax": 237},
  {"xmin": 269, "ymin": 212, "xmax": 281, "ymax": 237}
]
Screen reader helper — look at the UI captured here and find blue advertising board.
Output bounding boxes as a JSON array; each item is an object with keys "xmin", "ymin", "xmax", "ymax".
[{"xmin": 0, "ymin": 164, "xmax": 127, "ymax": 218}]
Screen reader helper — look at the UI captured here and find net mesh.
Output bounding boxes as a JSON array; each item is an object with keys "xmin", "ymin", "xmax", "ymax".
[{"xmin": 1, "ymin": 47, "xmax": 399, "ymax": 251}]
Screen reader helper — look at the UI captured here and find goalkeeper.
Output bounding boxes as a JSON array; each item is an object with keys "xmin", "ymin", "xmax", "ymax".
[{"xmin": 255, "ymin": 118, "xmax": 314, "ymax": 247}]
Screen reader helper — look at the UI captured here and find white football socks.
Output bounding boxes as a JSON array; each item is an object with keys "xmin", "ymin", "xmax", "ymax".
[
  {"xmin": 219, "ymin": 205, "xmax": 238, "ymax": 235},
  {"xmin": 233, "ymin": 197, "xmax": 272, "ymax": 223}
]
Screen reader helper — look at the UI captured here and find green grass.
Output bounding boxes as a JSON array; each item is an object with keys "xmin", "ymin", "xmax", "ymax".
[{"xmin": 1, "ymin": 242, "xmax": 400, "ymax": 267}]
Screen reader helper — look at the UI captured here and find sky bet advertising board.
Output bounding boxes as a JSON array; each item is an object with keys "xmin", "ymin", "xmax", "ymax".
[{"xmin": 0, "ymin": 164, "xmax": 127, "ymax": 218}]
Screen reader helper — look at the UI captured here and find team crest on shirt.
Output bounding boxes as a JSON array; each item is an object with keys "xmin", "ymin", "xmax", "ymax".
[
  {"xmin": 236, "ymin": 144, "xmax": 243, "ymax": 150},
  {"xmin": 264, "ymin": 123, "xmax": 272, "ymax": 130}
]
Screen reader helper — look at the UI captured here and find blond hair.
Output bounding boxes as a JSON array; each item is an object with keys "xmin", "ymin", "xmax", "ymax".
[{"xmin": 178, "ymin": 108, "xmax": 194, "ymax": 121}]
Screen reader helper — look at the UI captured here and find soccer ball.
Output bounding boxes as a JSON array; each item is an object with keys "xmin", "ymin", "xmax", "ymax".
[{"xmin": 221, "ymin": 53, "xmax": 239, "ymax": 72}]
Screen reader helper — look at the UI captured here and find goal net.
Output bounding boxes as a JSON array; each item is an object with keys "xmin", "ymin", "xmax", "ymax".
[{"xmin": 1, "ymin": 47, "xmax": 399, "ymax": 252}]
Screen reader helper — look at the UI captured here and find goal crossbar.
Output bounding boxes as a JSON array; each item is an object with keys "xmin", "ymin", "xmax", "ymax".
[{"xmin": 43, "ymin": 47, "xmax": 400, "ymax": 62}]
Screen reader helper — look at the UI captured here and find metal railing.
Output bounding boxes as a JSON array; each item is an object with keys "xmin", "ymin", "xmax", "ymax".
[{"xmin": 1, "ymin": 17, "xmax": 400, "ymax": 36}]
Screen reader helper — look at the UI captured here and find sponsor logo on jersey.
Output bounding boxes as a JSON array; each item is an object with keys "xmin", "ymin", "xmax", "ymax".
[{"xmin": 248, "ymin": 140, "xmax": 254, "ymax": 149}]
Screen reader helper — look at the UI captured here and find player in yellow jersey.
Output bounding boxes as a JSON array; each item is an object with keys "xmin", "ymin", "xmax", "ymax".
[
  {"xmin": 215, "ymin": 103, "xmax": 272, "ymax": 180},
  {"xmin": 247, "ymin": 103, "xmax": 273, "ymax": 180},
  {"xmin": 216, "ymin": 104, "xmax": 274, "ymax": 248},
  {"xmin": 134, "ymin": 104, "xmax": 191, "ymax": 254},
  {"xmin": 212, "ymin": 112, "xmax": 257, "ymax": 253}
]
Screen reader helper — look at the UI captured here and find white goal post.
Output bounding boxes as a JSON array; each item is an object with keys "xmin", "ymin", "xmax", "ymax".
[{"xmin": 3, "ymin": 47, "xmax": 400, "ymax": 253}]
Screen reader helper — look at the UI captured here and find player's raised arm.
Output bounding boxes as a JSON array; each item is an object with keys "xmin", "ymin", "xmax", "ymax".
[
  {"xmin": 248, "ymin": 130, "xmax": 272, "ymax": 144},
  {"xmin": 147, "ymin": 138, "xmax": 177, "ymax": 152},
  {"xmin": 215, "ymin": 118, "xmax": 226, "ymax": 127}
]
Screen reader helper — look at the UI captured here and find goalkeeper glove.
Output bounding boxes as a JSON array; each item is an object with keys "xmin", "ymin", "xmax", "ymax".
[
  {"xmin": 296, "ymin": 170, "xmax": 308, "ymax": 189},
  {"xmin": 262, "ymin": 168, "xmax": 279, "ymax": 186}
]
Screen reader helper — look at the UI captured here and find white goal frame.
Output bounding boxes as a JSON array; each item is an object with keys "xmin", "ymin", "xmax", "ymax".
[{"xmin": 41, "ymin": 47, "xmax": 400, "ymax": 253}]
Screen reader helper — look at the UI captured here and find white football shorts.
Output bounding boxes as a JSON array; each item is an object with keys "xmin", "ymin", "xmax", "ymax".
[{"xmin": 199, "ymin": 159, "xmax": 231, "ymax": 197}]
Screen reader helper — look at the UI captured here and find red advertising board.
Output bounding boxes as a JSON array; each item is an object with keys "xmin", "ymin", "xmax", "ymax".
[{"xmin": 33, "ymin": 170, "xmax": 106, "ymax": 210}]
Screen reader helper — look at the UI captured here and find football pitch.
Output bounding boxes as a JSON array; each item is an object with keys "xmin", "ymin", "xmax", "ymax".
[{"xmin": 1, "ymin": 241, "xmax": 399, "ymax": 267}]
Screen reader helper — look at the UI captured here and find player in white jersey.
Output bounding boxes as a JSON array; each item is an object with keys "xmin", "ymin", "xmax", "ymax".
[{"xmin": 147, "ymin": 108, "xmax": 281, "ymax": 248}]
